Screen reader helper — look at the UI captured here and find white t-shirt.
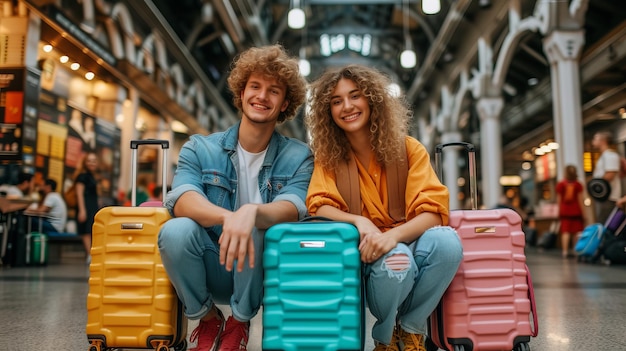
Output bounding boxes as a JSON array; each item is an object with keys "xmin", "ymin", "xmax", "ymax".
[
  {"xmin": 0, "ymin": 184, "xmax": 23, "ymax": 197},
  {"xmin": 43, "ymin": 192, "xmax": 68, "ymax": 232},
  {"xmin": 236, "ymin": 143, "xmax": 266, "ymax": 206},
  {"xmin": 592, "ymin": 149, "xmax": 622, "ymax": 201}
]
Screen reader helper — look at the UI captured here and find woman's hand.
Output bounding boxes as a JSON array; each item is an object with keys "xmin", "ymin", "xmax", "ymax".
[
  {"xmin": 77, "ymin": 209, "xmax": 87, "ymax": 223},
  {"xmin": 355, "ymin": 216, "xmax": 397, "ymax": 263}
]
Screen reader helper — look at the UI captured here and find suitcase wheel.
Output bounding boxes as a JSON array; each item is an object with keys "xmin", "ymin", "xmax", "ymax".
[
  {"xmin": 513, "ymin": 342, "xmax": 531, "ymax": 351},
  {"xmin": 453, "ymin": 345, "xmax": 465, "ymax": 351},
  {"xmin": 174, "ymin": 340, "xmax": 187, "ymax": 351},
  {"xmin": 87, "ymin": 337, "xmax": 105, "ymax": 351}
]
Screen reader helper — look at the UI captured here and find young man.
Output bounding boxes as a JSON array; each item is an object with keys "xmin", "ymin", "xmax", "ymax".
[
  {"xmin": 158, "ymin": 45, "xmax": 312, "ymax": 351},
  {"xmin": 0, "ymin": 172, "xmax": 34, "ymax": 198},
  {"xmin": 591, "ymin": 130, "xmax": 622, "ymax": 223},
  {"xmin": 26, "ymin": 178, "xmax": 67, "ymax": 233}
]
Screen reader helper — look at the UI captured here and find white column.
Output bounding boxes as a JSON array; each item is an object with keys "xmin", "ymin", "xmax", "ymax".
[
  {"xmin": 117, "ymin": 88, "xmax": 140, "ymax": 196},
  {"xmin": 440, "ymin": 132, "xmax": 463, "ymax": 210},
  {"xmin": 476, "ymin": 97, "xmax": 504, "ymax": 209},
  {"xmin": 543, "ymin": 30, "xmax": 585, "ymax": 182}
]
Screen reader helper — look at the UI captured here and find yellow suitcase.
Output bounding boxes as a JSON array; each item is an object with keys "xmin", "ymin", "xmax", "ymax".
[{"xmin": 86, "ymin": 140, "xmax": 187, "ymax": 351}]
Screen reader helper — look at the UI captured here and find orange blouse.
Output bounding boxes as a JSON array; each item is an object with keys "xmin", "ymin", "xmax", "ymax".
[{"xmin": 306, "ymin": 136, "xmax": 449, "ymax": 231}]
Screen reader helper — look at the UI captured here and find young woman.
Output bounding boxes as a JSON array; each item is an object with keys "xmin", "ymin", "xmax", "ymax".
[
  {"xmin": 556, "ymin": 164, "xmax": 585, "ymax": 258},
  {"xmin": 74, "ymin": 151, "xmax": 99, "ymax": 263},
  {"xmin": 305, "ymin": 65, "xmax": 463, "ymax": 351}
]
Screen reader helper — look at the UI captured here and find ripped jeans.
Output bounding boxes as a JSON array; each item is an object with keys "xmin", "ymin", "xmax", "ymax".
[{"xmin": 364, "ymin": 225, "xmax": 462, "ymax": 344}]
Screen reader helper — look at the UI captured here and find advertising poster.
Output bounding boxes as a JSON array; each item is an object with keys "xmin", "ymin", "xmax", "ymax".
[
  {"xmin": 95, "ymin": 118, "xmax": 120, "ymax": 204},
  {"xmin": 0, "ymin": 68, "xmax": 25, "ymax": 162}
]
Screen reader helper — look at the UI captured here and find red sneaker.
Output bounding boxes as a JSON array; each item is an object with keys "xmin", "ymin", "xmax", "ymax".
[
  {"xmin": 189, "ymin": 308, "xmax": 225, "ymax": 351},
  {"xmin": 219, "ymin": 316, "xmax": 250, "ymax": 350}
]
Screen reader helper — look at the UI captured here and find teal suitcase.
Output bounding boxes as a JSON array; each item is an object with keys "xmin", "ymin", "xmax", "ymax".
[{"xmin": 263, "ymin": 219, "xmax": 363, "ymax": 351}]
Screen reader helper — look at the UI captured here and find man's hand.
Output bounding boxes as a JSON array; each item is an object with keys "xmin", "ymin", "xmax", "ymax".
[{"xmin": 218, "ymin": 204, "xmax": 258, "ymax": 272}]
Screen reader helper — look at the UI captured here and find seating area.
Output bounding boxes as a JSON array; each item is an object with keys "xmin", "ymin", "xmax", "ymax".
[{"xmin": 46, "ymin": 232, "xmax": 84, "ymax": 264}]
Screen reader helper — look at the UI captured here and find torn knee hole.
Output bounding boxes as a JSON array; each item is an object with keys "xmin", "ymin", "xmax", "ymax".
[{"xmin": 383, "ymin": 253, "xmax": 411, "ymax": 271}]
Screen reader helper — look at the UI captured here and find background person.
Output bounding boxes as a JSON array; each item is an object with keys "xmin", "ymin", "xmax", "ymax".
[
  {"xmin": 0, "ymin": 172, "xmax": 34, "ymax": 199},
  {"xmin": 591, "ymin": 130, "xmax": 622, "ymax": 223},
  {"xmin": 74, "ymin": 152, "xmax": 100, "ymax": 263},
  {"xmin": 26, "ymin": 178, "xmax": 67, "ymax": 234},
  {"xmin": 556, "ymin": 165, "xmax": 585, "ymax": 258},
  {"xmin": 305, "ymin": 65, "xmax": 463, "ymax": 351}
]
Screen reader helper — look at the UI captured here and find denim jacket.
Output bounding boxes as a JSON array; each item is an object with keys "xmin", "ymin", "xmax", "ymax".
[{"xmin": 165, "ymin": 122, "xmax": 314, "ymax": 238}]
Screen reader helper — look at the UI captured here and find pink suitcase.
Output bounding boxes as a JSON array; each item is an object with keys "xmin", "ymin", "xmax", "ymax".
[{"xmin": 429, "ymin": 142, "xmax": 538, "ymax": 351}]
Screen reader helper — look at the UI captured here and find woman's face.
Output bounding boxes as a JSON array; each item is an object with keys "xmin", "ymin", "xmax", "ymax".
[
  {"xmin": 85, "ymin": 153, "xmax": 98, "ymax": 172},
  {"xmin": 329, "ymin": 78, "xmax": 371, "ymax": 136}
]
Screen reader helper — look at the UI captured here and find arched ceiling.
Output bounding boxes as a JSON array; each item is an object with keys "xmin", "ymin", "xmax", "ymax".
[{"xmin": 130, "ymin": 0, "xmax": 626, "ymax": 174}]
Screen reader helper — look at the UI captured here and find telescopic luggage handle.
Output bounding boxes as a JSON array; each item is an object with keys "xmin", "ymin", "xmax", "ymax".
[
  {"xmin": 130, "ymin": 139, "xmax": 169, "ymax": 207},
  {"xmin": 130, "ymin": 139, "xmax": 169, "ymax": 149},
  {"xmin": 435, "ymin": 142, "xmax": 478, "ymax": 210}
]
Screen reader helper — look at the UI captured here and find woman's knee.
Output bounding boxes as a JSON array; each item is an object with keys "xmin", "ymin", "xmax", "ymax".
[
  {"xmin": 420, "ymin": 226, "xmax": 463, "ymax": 262},
  {"xmin": 377, "ymin": 244, "xmax": 416, "ymax": 282}
]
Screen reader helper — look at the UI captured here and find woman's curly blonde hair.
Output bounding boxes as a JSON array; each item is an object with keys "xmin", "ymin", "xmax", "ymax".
[
  {"xmin": 227, "ymin": 44, "xmax": 308, "ymax": 123},
  {"xmin": 306, "ymin": 65, "xmax": 412, "ymax": 169}
]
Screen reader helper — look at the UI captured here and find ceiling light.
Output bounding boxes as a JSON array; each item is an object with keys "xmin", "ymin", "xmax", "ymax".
[
  {"xmin": 522, "ymin": 162, "xmax": 532, "ymax": 170},
  {"xmin": 500, "ymin": 175, "xmax": 522, "ymax": 186},
  {"xmin": 387, "ymin": 83, "xmax": 401, "ymax": 98},
  {"xmin": 299, "ymin": 58, "xmax": 310, "ymax": 77},
  {"xmin": 527, "ymin": 77, "xmax": 538, "ymax": 86},
  {"xmin": 85, "ymin": 72, "xmax": 95, "ymax": 80},
  {"xmin": 43, "ymin": 44, "xmax": 53, "ymax": 52},
  {"xmin": 422, "ymin": 0, "xmax": 441, "ymax": 15},
  {"xmin": 299, "ymin": 48, "xmax": 310, "ymax": 77},
  {"xmin": 361, "ymin": 34, "xmax": 372, "ymax": 56},
  {"xmin": 70, "ymin": 62, "xmax": 80, "ymax": 70},
  {"xmin": 288, "ymin": 7, "xmax": 305, "ymax": 29},
  {"xmin": 400, "ymin": 49, "xmax": 416, "ymax": 68},
  {"xmin": 320, "ymin": 34, "xmax": 331, "ymax": 56},
  {"xmin": 548, "ymin": 142, "xmax": 559, "ymax": 150},
  {"xmin": 400, "ymin": 0, "xmax": 416, "ymax": 69},
  {"xmin": 59, "ymin": 55, "xmax": 69, "ymax": 63}
]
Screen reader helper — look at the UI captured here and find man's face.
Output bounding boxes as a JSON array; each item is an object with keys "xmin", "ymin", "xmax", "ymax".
[
  {"xmin": 18, "ymin": 179, "xmax": 32, "ymax": 192},
  {"xmin": 239, "ymin": 72, "xmax": 289, "ymax": 125},
  {"xmin": 592, "ymin": 134, "xmax": 603, "ymax": 149}
]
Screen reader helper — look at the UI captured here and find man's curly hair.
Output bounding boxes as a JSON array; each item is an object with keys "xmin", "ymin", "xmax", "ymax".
[
  {"xmin": 227, "ymin": 44, "xmax": 307, "ymax": 123},
  {"xmin": 305, "ymin": 65, "xmax": 412, "ymax": 169}
]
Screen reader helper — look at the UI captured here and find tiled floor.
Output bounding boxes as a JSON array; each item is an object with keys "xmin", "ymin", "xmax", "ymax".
[{"xmin": 1, "ymin": 247, "xmax": 626, "ymax": 351}]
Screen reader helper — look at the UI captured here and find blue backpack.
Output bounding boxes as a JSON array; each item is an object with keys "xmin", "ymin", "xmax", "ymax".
[{"xmin": 575, "ymin": 223, "xmax": 604, "ymax": 257}]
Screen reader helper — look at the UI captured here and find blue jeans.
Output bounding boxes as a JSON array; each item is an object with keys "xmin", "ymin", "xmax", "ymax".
[
  {"xmin": 364, "ymin": 226, "xmax": 462, "ymax": 344},
  {"xmin": 158, "ymin": 217, "xmax": 264, "ymax": 322},
  {"xmin": 29, "ymin": 217, "xmax": 58, "ymax": 234}
]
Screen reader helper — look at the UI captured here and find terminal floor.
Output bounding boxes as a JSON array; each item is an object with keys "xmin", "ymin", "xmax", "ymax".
[{"xmin": 1, "ymin": 247, "xmax": 625, "ymax": 351}]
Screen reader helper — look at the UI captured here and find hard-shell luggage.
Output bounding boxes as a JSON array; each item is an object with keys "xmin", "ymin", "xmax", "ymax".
[
  {"xmin": 25, "ymin": 214, "xmax": 49, "ymax": 266},
  {"xmin": 25, "ymin": 232, "xmax": 48, "ymax": 265},
  {"xmin": 603, "ymin": 206, "xmax": 626, "ymax": 236},
  {"xmin": 263, "ymin": 218, "xmax": 363, "ymax": 351},
  {"xmin": 86, "ymin": 140, "xmax": 187, "ymax": 351},
  {"xmin": 429, "ymin": 142, "xmax": 538, "ymax": 351}
]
